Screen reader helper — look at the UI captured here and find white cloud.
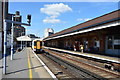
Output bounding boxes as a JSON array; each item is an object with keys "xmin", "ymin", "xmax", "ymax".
[
  {"xmin": 77, "ymin": 18, "xmax": 91, "ymax": 22},
  {"xmin": 40, "ymin": 3, "xmax": 72, "ymax": 23},
  {"xmin": 43, "ymin": 17, "xmax": 61, "ymax": 23},
  {"xmin": 51, "ymin": 25, "xmax": 56, "ymax": 27},
  {"xmin": 40, "ymin": 3, "xmax": 72, "ymax": 16}
]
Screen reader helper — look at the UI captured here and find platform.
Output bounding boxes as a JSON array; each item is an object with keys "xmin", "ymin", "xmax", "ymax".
[
  {"xmin": 1, "ymin": 47, "xmax": 57, "ymax": 79},
  {"xmin": 44, "ymin": 47, "xmax": 120, "ymax": 64}
]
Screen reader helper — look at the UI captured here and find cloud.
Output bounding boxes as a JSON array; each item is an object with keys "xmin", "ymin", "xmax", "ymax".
[
  {"xmin": 51, "ymin": 25, "xmax": 56, "ymax": 27},
  {"xmin": 43, "ymin": 17, "xmax": 60, "ymax": 23},
  {"xmin": 40, "ymin": 3, "xmax": 72, "ymax": 23},
  {"xmin": 40, "ymin": 3, "xmax": 72, "ymax": 16},
  {"xmin": 77, "ymin": 18, "xmax": 91, "ymax": 22}
]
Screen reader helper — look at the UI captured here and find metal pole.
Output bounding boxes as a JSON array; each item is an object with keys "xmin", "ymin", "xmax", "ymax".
[
  {"xmin": 11, "ymin": 15, "xmax": 14, "ymax": 60},
  {"xmin": 3, "ymin": 20, "xmax": 7, "ymax": 74},
  {"xmin": 26, "ymin": 41, "xmax": 27, "ymax": 47},
  {"xmin": 5, "ymin": 20, "xmax": 30, "ymax": 26},
  {"xmin": 21, "ymin": 33, "xmax": 22, "ymax": 49},
  {"xmin": 21, "ymin": 42, "xmax": 23, "ymax": 49}
]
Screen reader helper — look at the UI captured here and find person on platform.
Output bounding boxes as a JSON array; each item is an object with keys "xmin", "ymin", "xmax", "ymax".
[{"xmin": 80, "ymin": 44, "xmax": 84, "ymax": 53}]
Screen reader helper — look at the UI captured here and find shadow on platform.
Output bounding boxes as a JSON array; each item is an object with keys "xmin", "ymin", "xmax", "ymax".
[{"xmin": 6, "ymin": 65, "xmax": 43, "ymax": 75}]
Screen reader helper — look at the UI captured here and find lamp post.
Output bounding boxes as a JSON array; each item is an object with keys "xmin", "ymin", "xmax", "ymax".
[
  {"xmin": 11, "ymin": 12, "xmax": 21, "ymax": 60},
  {"xmin": 11, "ymin": 14, "xmax": 14, "ymax": 60},
  {"xmin": 3, "ymin": 19, "xmax": 7, "ymax": 74},
  {"xmin": 10, "ymin": 11, "xmax": 21, "ymax": 60}
]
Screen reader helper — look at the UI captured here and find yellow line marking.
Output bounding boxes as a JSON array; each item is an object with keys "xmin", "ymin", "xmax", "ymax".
[{"xmin": 28, "ymin": 50, "xmax": 33, "ymax": 80}]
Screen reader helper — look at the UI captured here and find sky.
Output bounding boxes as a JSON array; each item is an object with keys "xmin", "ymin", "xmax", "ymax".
[{"xmin": 9, "ymin": 2, "xmax": 119, "ymax": 38}]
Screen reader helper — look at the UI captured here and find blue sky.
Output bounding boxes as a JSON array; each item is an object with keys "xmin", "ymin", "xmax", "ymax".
[{"xmin": 9, "ymin": 2, "xmax": 118, "ymax": 38}]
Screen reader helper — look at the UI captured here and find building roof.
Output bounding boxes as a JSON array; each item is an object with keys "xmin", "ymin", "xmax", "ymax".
[
  {"xmin": 17, "ymin": 36, "xmax": 41, "ymax": 41},
  {"xmin": 33, "ymin": 38, "xmax": 43, "ymax": 41},
  {"xmin": 17, "ymin": 36, "xmax": 32, "ymax": 41},
  {"xmin": 44, "ymin": 9, "xmax": 120, "ymax": 40}
]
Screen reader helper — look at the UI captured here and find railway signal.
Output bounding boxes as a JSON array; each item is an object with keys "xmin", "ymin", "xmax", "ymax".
[{"xmin": 27, "ymin": 14, "xmax": 31, "ymax": 24}]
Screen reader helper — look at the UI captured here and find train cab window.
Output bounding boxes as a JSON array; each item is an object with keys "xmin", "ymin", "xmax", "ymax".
[
  {"xmin": 40, "ymin": 42, "xmax": 42, "ymax": 46},
  {"xmin": 34, "ymin": 42, "xmax": 37, "ymax": 46}
]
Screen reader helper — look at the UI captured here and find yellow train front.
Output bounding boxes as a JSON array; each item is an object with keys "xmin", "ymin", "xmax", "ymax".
[{"xmin": 32, "ymin": 39, "xmax": 43, "ymax": 53}]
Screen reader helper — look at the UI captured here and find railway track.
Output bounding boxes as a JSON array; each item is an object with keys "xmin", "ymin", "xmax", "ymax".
[
  {"xmin": 50, "ymin": 49, "xmax": 120, "ymax": 72},
  {"xmin": 44, "ymin": 53, "xmax": 103, "ymax": 79},
  {"xmin": 43, "ymin": 48, "xmax": 120, "ymax": 79},
  {"xmin": 37, "ymin": 53, "xmax": 77, "ymax": 79}
]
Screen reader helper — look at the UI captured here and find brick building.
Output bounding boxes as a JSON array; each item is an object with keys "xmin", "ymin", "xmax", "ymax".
[
  {"xmin": 14, "ymin": 26, "xmax": 25, "ymax": 37},
  {"xmin": 8, "ymin": 11, "xmax": 26, "ymax": 38}
]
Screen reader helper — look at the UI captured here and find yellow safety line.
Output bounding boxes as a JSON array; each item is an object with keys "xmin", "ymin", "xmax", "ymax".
[{"xmin": 27, "ymin": 50, "xmax": 33, "ymax": 80}]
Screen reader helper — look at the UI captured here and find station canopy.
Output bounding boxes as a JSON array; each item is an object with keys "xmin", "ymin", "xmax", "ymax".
[{"xmin": 17, "ymin": 36, "xmax": 32, "ymax": 41}]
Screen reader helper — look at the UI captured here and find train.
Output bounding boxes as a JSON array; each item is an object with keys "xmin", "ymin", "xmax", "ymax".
[{"xmin": 32, "ymin": 39, "xmax": 43, "ymax": 53}]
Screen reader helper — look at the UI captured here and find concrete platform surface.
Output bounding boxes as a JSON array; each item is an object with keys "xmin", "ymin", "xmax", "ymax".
[{"xmin": 1, "ymin": 47, "xmax": 54, "ymax": 79}]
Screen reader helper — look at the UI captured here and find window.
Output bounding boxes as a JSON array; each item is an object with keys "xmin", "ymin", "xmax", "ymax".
[
  {"xmin": 114, "ymin": 35, "xmax": 120, "ymax": 49},
  {"xmin": 107, "ymin": 35, "xmax": 120, "ymax": 49}
]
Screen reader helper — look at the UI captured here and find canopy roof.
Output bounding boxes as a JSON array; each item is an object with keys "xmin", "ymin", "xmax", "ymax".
[
  {"xmin": 17, "ymin": 36, "xmax": 32, "ymax": 41},
  {"xmin": 44, "ymin": 9, "xmax": 120, "ymax": 41}
]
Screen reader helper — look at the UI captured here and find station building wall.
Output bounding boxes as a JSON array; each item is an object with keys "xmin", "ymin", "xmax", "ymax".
[{"xmin": 45, "ymin": 25, "xmax": 120, "ymax": 56}]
